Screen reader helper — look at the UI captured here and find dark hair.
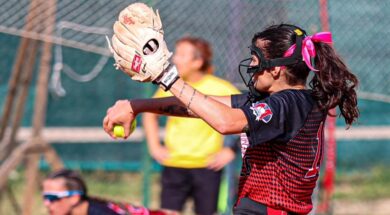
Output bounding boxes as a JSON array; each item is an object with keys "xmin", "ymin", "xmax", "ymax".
[
  {"xmin": 45, "ymin": 169, "xmax": 132, "ymax": 211},
  {"xmin": 176, "ymin": 36, "xmax": 214, "ymax": 74},
  {"xmin": 252, "ymin": 24, "xmax": 359, "ymax": 126},
  {"xmin": 46, "ymin": 169, "xmax": 88, "ymax": 200}
]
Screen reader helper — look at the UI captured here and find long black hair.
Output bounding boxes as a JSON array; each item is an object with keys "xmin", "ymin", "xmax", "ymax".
[{"xmin": 252, "ymin": 24, "xmax": 359, "ymax": 126}]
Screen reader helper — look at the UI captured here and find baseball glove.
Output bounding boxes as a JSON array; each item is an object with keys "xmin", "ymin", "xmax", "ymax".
[{"xmin": 107, "ymin": 3, "xmax": 173, "ymax": 83}]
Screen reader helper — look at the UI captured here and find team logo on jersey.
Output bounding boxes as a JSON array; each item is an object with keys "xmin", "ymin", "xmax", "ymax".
[{"xmin": 250, "ymin": 102, "xmax": 273, "ymax": 123}]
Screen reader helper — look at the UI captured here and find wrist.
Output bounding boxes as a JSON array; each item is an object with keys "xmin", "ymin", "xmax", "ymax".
[
  {"xmin": 127, "ymin": 99, "xmax": 138, "ymax": 116},
  {"xmin": 154, "ymin": 65, "xmax": 179, "ymax": 91}
]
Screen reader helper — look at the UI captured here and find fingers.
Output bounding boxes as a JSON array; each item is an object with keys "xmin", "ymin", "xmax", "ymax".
[
  {"xmin": 207, "ymin": 154, "xmax": 222, "ymax": 171},
  {"xmin": 151, "ymin": 147, "xmax": 170, "ymax": 164},
  {"xmin": 207, "ymin": 159, "xmax": 224, "ymax": 171},
  {"xmin": 154, "ymin": 155, "xmax": 166, "ymax": 164},
  {"xmin": 122, "ymin": 121, "xmax": 131, "ymax": 139},
  {"xmin": 207, "ymin": 149, "xmax": 236, "ymax": 171},
  {"xmin": 103, "ymin": 115, "xmax": 114, "ymax": 138},
  {"xmin": 103, "ymin": 100, "xmax": 135, "ymax": 139},
  {"xmin": 106, "ymin": 107, "xmax": 112, "ymax": 114}
]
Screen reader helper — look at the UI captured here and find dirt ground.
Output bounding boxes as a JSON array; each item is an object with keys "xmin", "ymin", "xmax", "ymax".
[{"xmin": 333, "ymin": 198, "xmax": 390, "ymax": 215}]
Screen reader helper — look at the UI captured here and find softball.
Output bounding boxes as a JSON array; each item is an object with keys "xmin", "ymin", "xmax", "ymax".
[{"xmin": 113, "ymin": 120, "xmax": 137, "ymax": 138}]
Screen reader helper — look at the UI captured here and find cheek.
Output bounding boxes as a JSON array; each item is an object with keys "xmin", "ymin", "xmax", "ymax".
[
  {"xmin": 51, "ymin": 201, "xmax": 72, "ymax": 215},
  {"xmin": 254, "ymin": 78, "xmax": 264, "ymax": 88},
  {"xmin": 173, "ymin": 54, "xmax": 188, "ymax": 66},
  {"xmin": 254, "ymin": 74, "xmax": 270, "ymax": 89},
  {"xmin": 174, "ymin": 60, "xmax": 192, "ymax": 76}
]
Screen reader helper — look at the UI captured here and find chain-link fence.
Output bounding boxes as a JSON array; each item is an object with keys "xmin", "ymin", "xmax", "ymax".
[
  {"xmin": 2, "ymin": 0, "xmax": 388, "ymax": 91},
  {"xmin": 0, "ymin": 0, "xmax": 389, "ymax": 214},
  {"xmin": 0, "ymin": 0, "xmax": 388, "ymax": 142},
  {"xmin": 1, "ymin": 0, "xmax": 389, "ymax": 176},
  {"xmin": 1, "ymin": 0, "xmax": 388, "ymax": 100}
]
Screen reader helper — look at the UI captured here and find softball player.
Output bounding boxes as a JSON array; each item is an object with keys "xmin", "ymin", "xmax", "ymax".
[
  {"xmin": 42, "ymin": 169, "xmax": 165, "ymax": 215},
  {"xmin": 104, "ymin": 24, "xmax": 359, "ymax": 214}
]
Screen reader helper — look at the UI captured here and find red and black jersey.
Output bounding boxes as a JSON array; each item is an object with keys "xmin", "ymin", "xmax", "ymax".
[{"xmin": 231, "ymin": 90, "xmax": 326, "ymax": 214}]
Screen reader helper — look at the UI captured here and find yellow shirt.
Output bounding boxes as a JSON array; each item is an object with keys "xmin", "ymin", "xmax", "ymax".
[{"xmin": 154, "ymin": 74, "xmax": 240, "ymax": 168}]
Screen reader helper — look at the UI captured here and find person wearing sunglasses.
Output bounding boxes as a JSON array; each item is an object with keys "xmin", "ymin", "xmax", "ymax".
[{"xmin": 42, "ymin": 169, "xmax": 165, "ymax": 215}]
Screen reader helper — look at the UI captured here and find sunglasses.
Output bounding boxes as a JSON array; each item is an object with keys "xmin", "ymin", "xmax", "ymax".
[{"xmin": 43, "ymin": 190, "xmax": 84, "ymax": 203}]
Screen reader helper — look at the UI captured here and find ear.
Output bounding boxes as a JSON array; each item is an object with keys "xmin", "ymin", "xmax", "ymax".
[
  {"xmin": 192, "ymin": 58, "xmax": 203, "ymax": 70},
  {"xmin": 270, "ymin": 66, "xmax": 282, "ymax": 79}
]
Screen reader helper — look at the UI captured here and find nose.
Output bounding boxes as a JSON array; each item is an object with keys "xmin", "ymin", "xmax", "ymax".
[{"xmin": 249, "ymin": 60, "xmax": 258, "ymax": 67}]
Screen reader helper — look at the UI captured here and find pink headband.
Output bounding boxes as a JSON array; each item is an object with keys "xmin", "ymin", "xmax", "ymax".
[{"xmin": 283, "ymin": 32, "xmax": 332, "ymax": 71}]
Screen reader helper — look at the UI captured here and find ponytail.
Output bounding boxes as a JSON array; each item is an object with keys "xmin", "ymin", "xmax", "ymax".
[{"xmin": 311, "ymin": 42, "xmax": 359, "ymax": 127}]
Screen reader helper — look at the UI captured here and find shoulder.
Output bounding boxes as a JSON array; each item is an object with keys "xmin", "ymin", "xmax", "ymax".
[
  {"xmin": 243, "ymin": 90, "xmax": 315, "ymax": 130},
  {"xmin": 265, "ymin": 90, "xmax": 316, "ymax": 128},
  {"xmin": 267, "ymin": 89, "xmax": 314, "ymax": 109},
  {"xmin": 241, "ymin": 90, "xmax": 316, "ymax": 145},
  {"xmin": 88, "ymin": 199, "xmax": 121, "ymax": 215}
]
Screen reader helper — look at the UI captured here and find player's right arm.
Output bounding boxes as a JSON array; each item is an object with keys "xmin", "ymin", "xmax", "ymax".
[
  {"xmin": 103, "ymin": 97, "xmax": 193, "ymax": 138},
  {"xmin": 103, "ymin": 91, "xmax": 246, "ymax": 138},
  {"xmin": 139, "ymin": 95, "xmax": 233, "ymax": 117}
]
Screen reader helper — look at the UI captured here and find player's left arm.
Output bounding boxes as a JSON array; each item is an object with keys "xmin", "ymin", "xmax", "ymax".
[{"xmin": 165, "ymin": 79, "xmax": 247, "ymax": 134}]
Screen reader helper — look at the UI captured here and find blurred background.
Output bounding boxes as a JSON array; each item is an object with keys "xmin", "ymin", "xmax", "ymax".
[{"xmin": 0, "ymin": 0, "xmax": 389, "ymax": 214}]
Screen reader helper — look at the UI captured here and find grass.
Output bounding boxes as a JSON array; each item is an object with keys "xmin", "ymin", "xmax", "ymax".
[{"xmin": 333, "ymin": 166, "xmax": 390, "ymax": 200}]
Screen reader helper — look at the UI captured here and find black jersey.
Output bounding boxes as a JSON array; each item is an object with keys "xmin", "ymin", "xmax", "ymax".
[
  {"xmin": 87, "ymin": 199, "xmax": 121, "ymax": 215},
  {"xmin": 232, "ymin": 90, "xmax": 326, "ymax": 214}
]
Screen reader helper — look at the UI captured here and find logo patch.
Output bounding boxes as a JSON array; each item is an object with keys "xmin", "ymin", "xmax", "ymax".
[
  {"xmin": 131, "ymin": 55, "xmax": 142, "ymax": 73},
  {"xmin": 122, "ymin": 15, "xmax": 135, "ymax": 25},
  {"xmin": 250, "ymin": 102, "xmax": 273, "ymax": 123}
]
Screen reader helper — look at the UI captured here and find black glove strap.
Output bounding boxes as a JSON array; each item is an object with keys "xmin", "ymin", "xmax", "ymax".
[{"xmin": 155, "ymin": 65, "xmax": 179, "ymax": 91}]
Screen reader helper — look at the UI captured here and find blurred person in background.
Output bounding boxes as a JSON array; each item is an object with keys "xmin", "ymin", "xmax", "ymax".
[
  {"xmin": 42, "ymin": 169, "xmax": 165, "ymax": 215},
  {"xmin": 142, "ymin": 36, "xmax": 240, "ymax": 215}
]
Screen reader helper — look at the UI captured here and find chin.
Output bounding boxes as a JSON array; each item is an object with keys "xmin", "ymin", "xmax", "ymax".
[{"xmin": 49, "ymin": 209, "xmax": 62, "ymax": 215}]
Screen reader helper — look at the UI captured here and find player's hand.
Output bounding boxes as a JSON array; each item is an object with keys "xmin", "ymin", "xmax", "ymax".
[
  {"xmin": 103, "ymin": 100, "xmax": 135, "ymax": 139},
  {"xmin": 207, "ymin": 147, "xmax": 236, "ymax": 171},
  {"xmin": 149, "ymin": 145, "xmax": 170, "ymax": 164},
  {"xmin": 107, "ymin": 3, "xmax": 172, "ymax": 83}
]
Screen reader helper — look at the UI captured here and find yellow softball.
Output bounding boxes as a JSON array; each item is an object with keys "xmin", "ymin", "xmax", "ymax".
[{"xmin": 113, "ymin": 120, "xmax": 137, "ymax": 138}]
